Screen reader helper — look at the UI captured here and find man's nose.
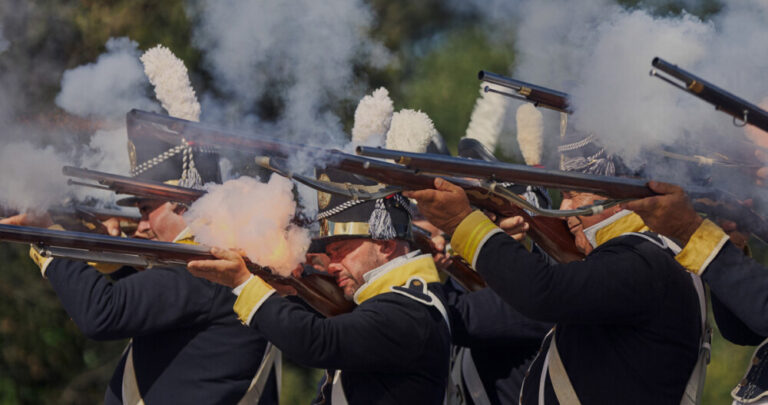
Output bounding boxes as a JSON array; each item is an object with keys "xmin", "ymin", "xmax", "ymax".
[
  {"xmin": 327, "ymin": 262, "xmax": 343, "ymax": 275},
  {"xmin": 560, "ymin": 197, "xmax": 574, "ymax": 211}
]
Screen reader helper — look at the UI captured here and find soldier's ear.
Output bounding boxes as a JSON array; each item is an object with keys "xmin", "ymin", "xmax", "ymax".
[{"xmin": 377, "ymin": 239, "xmax": 398, "ymax": 255}]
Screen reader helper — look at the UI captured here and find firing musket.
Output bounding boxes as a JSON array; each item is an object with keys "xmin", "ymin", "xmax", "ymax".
[
  {"xmin": 0, "ymin": 224, "xmax": 354, "ymax": 317},
  {"xmin": 355, "ymin": 146, "xmax": 768, "ymax": 244},
  {"xmin": 478, "ymin": 70, "xmax": 571, "ymax": 113},
  {"xmin": 650, "ymin": 57, "xmax": 768, "ymax": 133}
]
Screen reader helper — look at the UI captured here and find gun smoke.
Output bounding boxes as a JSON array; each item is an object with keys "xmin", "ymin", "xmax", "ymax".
[
  {"xmin": 188, "ymin": 0, "xmax": 390, "ymax": 143},
  {"xmin": 450, "ymin": 0, "xmax": 768, "ymax": 196},
  {"xmin": 184, "ymin": 175, "xmax": 311, "ymax": 276}
]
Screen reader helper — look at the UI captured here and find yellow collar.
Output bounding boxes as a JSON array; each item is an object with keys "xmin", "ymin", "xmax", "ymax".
[
  {"xmin": 353, "ymin": 254, "xmax": 440, "ymax": 305},
  {"xmin": 584, "ymin": 210, "xmax": 648, "ymax": 249},
  {"xmin": 173, "ymin": 227, "xmax": 197, "ymax": 245}
]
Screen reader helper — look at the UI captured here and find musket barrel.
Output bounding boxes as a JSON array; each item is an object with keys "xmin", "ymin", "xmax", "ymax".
[
  {"xmin": 63, "ymin": 166, "xmax": 205, "ymax": 205},
  {"xmin": 478, "ymin": 70, "xmax": 571, "ymax": 113},
  {"xmin": 651, "ymin": 57, "xmax": 768, "ymax": 133},
  {"xmin": 356, "ymin": 146, "xmax": 655, "ymax": 199}
]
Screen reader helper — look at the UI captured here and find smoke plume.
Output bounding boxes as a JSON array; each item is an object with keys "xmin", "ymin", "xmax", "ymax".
[
  {"xmin": 188, "ymin": 0, "xmax": 390, "ymax": 143},
  {"xmin": 184, "ymin": 175, "xmax": 311, "ymax": 276},
  {"xmin": 448, "ymin": 0, "xmax": 768, "ymax": 193}
]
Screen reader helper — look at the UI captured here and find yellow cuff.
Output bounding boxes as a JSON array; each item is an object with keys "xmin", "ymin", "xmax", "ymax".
[
  {"xmin": 28, "ymin": 224, "xmax": 67, "ymax": 278},
  {"xmin": 233, "ymin": 276, "xmax": 276, "ymax": 325},
  {"xmin": 29, "ymin": 246, "xmax": 54, "ymax": 278},
  {"xmin": 451, "ymin": 210, "xmax": 503, "ymax": 269},
  {"xmin": 675, "ymin": 219, "xmax": 729, "ymax": 276}
]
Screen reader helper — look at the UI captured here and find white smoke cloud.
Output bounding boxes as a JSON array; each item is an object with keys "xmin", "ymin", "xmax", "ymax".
[
  {"xmin": 0, "ymin": 143, "xmax": 70, "ymax": 211},
  {"xmin": 189, "ymin": 0, "xmax": 390, "ymax": 143},
  {"xmin": 184, "ymin": 175, "xmax": 311, "ymax": 276},
  {"xmin": 56, "ymin": 37, "xmax": 157, "ymax": 120},
  {"xmin": 448, "ymin": 0, "xmax": 768, "ymax": 192},
  {"xmin": 0, "ymin": 25, "xmax": 8, "ymax": 54}
]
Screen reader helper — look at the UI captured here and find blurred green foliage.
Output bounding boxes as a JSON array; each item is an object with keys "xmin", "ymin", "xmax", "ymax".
[{"xmin": 0, "ymin": 0, "xmax": 765, "ymax": 404}]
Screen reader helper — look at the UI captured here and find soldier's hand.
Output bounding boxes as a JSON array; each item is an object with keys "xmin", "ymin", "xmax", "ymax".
[
  {"xmin": 101, "ymin": 217, "xmax": 122, "ymax": 237},
  {"xmin": 0, "ymin": 212, "xmax": 54, "ymax": 228},
  {"xmin": 403, "ymin": 178, "xmax": 473, "ymax": 235},
  {"xmin": 188, "ymin": 247, "xmax": 253, "ymax": 288},
  {"xmin": 719, "ymin": 219, "xmax": 750, "ymax": 252},
  {"xmin": 497, "ymin": 216, "xmax": 529, "ymax": 241},
  {"xmin": 620, "ymin": 181, "xmax": 703, "ymax": 244}
]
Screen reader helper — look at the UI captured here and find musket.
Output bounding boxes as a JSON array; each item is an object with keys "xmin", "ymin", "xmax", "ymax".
[
  {"xmin": 355, "ymin": 146, "xmax": 768, "ymax": 244},
  {"xmin": 650, "ymin": 57, "xmax": 768, "ymax": 133},
  {"xmin": 48, "ymin": 205, "xmax": 141, "ymax": 235},
  {"xmin": 0, "ymin": 224, "xmax": 354, "ymax": 317},
  {"xmin": 2, "ymin": 204, "xmax": 141, "ymax": 235},
  {"xmin": 478, "ymin": 70, "xmax": 571, "ymax": 113},
  {"xmin": 64, "ymin": 166, "xmax": 205, "ymax": 205}
]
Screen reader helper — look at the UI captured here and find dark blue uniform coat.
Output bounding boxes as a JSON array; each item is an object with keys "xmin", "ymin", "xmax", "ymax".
[
  {"xmin": 474, "ymin": 233, "xmax": 701, "ymax": 405},
  {"xmin": 45, "ymin": 259, "xmax": 277, "ymax": 404}
]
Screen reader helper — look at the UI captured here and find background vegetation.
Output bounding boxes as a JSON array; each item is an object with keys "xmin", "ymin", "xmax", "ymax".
[{"xmin": 0, "ymin": 0, "xmax": 756, "ymax": 404}]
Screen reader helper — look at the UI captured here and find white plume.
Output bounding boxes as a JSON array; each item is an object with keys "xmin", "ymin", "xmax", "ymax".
[
  {"xmin": 385, "ymin": 109, "xmax": 437, "ymax": 153},
  {"xmin": 141, "ymin": 45, "xmax": 201, "ymax": 122},
  {"xmin": 515, "ymin": 104, "xmax": 544, "ymax": 166},
  {"xmin": 351, "ymin": 87, "xmax": 394, "ymax": 146},
  {"xmin": 464, "ymin": 83, "xmax": 510, "ymax": 152}
]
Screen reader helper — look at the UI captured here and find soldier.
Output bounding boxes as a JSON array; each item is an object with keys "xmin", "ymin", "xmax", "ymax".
[
  {"xmin": 1, "ymin": 130, "xmax": 279, "ymax": 404},
  {"xmin": 406, "ymin": 133, "xmax": 707, "ymax": 404},
  {"xmin": 621, "ymin": 180, "xmax": 768, "ymax": 404},
  {"xmin": 187, "ymin": 169, "xmax": 451, "ymax": 405}
]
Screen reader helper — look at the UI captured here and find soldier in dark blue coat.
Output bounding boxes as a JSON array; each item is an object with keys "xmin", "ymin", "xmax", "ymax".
[
  {"xmin": 188, "ymin": 171, "xmax": 451, "ymax": 405},
  {"xmin": 623, "ymin": 180, "xmax": 768, "ymax": 404},
  {"xmin": 3, "ymin": 126, "xmax": 279, "ymax": 404},
  {"xmin": 407, "ymin": 133, "xmax": 706, "ymax": 405}
]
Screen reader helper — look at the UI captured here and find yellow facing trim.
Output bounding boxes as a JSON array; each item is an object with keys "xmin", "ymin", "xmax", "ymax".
[
  {"xmin": 675, "ymin": 219, "xmax": 729, "ymax": 275},
  {"xmin": 451, "ymin": 210, "xmax": 500, "ymax": 267},
  {"xmin": 593, "ymin": 212, "xmax": 648, "ymax": 247},
  {"xmin": 234, "ymin": 276, "xmax": 276, "ymax": 324},
  {"xmin": 354, "ymin": 256, "xmax": 440, "ymax": 305}
]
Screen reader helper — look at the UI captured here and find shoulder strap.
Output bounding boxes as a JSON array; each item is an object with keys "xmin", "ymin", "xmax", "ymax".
[
  {"xmin": 681, "ymin": 274, "xmax": 711, "ymax": 405},
  {"xmin": 461, "ymin": 348, "xmax": 492, "ymax": 405},
  {"xmin": 390, "ymin": 276, "xmax": 451, "ymax": 333},
  {"xmin": 122, "ymin": 342, "xmax": 146, "ymax": 405},
  {"xmin": 331, "ymin": 369, "xmax": 349, "ymax": 405},
  {"xmin": 547, "ymin": 329, "xmax": 582, "ymax": 405},
  {"xmin": 238, "ymin": 343, "xmax": 281, "ymax": 404}
]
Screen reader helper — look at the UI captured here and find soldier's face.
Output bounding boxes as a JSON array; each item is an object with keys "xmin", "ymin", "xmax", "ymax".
[
  {"xmin": 326, "ymin": 239, "xmax": 388, "ymax": 299},
  {"xmin": 135, "ymin": 201, "xmax": 187, "ymax": 242},
  {"xmin": 560, "ymin": 191, "xmax": 620, "ymax": 254}
]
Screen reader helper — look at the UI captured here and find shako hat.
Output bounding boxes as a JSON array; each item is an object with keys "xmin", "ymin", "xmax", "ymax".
[
  {"xmin": 117, "ymin": 110, "xmax": 221, "ymax": 206},
  {"xmin": 310, "ymin": 168, "xmax": 415, "ymax": 253},
  {"xmin": 558, "ymin": 131, "xmax": 629, "ymax": 177}
]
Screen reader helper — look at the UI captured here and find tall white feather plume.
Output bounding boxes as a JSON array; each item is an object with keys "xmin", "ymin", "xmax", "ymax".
[
  {"xmin": 351, "ymin": 87, "xmax": 394, "ymax": 146},
  {"xmin": 385, "ymin": 109, "xmax": 437, "ymax": 153},
  {"xmin": 515, "ymin": 103, "xmax": 543, "ymax": 166},
  {"xmin": 141, "ymin": 45, "xmax": 201, "ymax": 122},
  {"xmin": 464, "ymin": 83, "xmax": 510, "ymax": 153}
]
